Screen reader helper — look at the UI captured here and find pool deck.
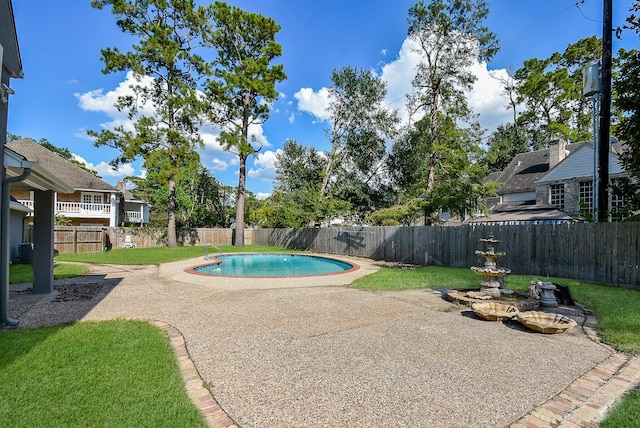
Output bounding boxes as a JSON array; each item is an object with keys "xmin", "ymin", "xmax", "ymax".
[{"xmin": 8, "ymin": 254, "xmax": 640, "ymax": 427}]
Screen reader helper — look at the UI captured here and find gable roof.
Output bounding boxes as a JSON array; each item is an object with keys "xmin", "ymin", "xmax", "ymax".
[
  {"xmin": 6, "ymin": 138, "xmax": 119, "ymax": 193},
  {"xmin": 492, "ymin": 142, "xmax": 586, "ymax": 195},
  {"xmin": 537, "ymin": 143, "xmax": 626, "ymax": 183},
  {"xmin": 123, "ymin": 188, "xmax": 147, "ymax": 204}
]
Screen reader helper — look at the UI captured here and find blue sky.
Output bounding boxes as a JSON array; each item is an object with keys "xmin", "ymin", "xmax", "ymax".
[{"xmin": 8, "ymin": 0, "xmax": 639, "ymax": 198}]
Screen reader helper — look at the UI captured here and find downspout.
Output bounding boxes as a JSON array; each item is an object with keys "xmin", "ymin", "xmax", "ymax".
[{"xmin": 1, "ymin": 167, "xmax": 31, "ymax": 327}]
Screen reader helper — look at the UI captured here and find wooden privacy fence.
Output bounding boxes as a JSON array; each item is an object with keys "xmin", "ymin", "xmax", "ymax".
[
  {"xmin": 253, "ymin": 223, "xmax": 640, "ymax": 289},
  {"xmin": 24, "ymin": 226, "xmax": 106, "ymax": 254},
  {"xmin": 106, "ymin": 227, "xmax": 252, "ymax": 249}
]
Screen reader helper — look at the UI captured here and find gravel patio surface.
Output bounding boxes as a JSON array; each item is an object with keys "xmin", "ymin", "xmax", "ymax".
[{"xmin": 8, "ymin": 256, "xmax": 612, "ymax": 427}]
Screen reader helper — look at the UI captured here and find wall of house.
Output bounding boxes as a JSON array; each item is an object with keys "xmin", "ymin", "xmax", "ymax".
[
  {"xmin": 9, "ymin": 211, "xmax": 25, "ymax": 262},
  {"xmin": 10, "ymin": 189, "xmax": 30, "ymax": 199},
  {"xmin": 535, "ymin": 182, "xmax": 581, "ymax": 214},
  {"xmin": 69, "ymin": 217, "xmax": 109, "ymax": 227}
]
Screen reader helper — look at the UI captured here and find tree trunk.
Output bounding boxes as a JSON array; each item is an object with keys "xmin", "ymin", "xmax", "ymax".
[
  {"xmin": 234, "ymin": 153, "xmax": 246, "ymax": 247},
  {"xmin": 167, "ymin": 174, "xmax": 178, "ymax": 248}
]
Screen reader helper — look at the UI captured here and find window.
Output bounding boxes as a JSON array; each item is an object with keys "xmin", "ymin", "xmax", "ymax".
[
  {"xmin": 81, "ymin": 192, "xmax": 104, "ymax": 212},
  {"xmin": 610, "ymin": 179, "xmax": 626, "ymax": 221},
  {"xmin": 82, "ymin": 193, "xmax": 103, "ymax": 204},
  {"xmin": 550, "ymin": 184, "xmax": 565, "ymax": 210},
  {"xmin": 579, "ymin": 181, "xmax": 593, "ymax": 211}
]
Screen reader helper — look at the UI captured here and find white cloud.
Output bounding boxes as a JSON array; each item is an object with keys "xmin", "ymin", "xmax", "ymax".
[
  {"xmin": 209, "ymin": 157, "xmax": 231, "ymax": 171},
  {"xmin": 288, "ymin": 112, "xmax": 295, "ymax": 124},
  {"xmin": 255, "ymin": 192, "xmax": 271, "ymax": 200},
  {"xmin": 76, "ymin": 71, "xmax": 157, "ymax": 132},
  {"xmin": 467, "ymin": 64, "xmax": 515, "ymax": 134},
  {"xmin": 380, "ymin": 38, "xmax": 422, "ymax": 124},
  {"xmin": 72, "ymin": 154, "xmax": 135, "ymax": 180},
  {"xmin": 294, "ymin": 87, "xmax": 331, "ymax": 121},
  {"xmin": 248, "ymin": 149, "xmax": 281, "ymax": 181}
]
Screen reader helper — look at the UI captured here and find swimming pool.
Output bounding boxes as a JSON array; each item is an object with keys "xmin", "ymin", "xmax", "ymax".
[{"xmin": 188, "ymin": 253, "xmax": 357, "ymax": 277}]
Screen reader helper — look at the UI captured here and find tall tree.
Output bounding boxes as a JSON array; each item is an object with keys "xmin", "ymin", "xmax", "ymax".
[
  {"xmin": 89, "ymin": 0, "xmax": 208, "ymax": 247},
  {"xmin": 275, "ymin": 139, "xmax": 325, "ymax": 193},
  {"xmin": 404, "ymin": 0, "xmax": 497, "ymax": 224},
  {"xmin": 202, "ymin": 2, "xmax": 286, "ymax": 246},
  {"xmin": 514, "ymin": 36, "xmax": 602, "ymax": 145},
  {"xmin": 387, "ymin": 115, "xmax": 493, "ymax": 223},
  {"xmin": 483, "ymin": 123, "xmax": 529, "ymax": 172},
  {"xmin": 267, "ymin": 139, "xmax": 333, "ymax": 227},
  {"xmin": 613, "ymin": 44, "xmax": 640, "ymax": 217},
  {"xmin": 321, "ymin": 66, "xmax": 398, "ymax": 220}
]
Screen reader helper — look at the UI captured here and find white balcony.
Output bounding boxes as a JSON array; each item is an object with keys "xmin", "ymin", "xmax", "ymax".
[
  {"xmin": 124, "ymin": 210, "xmax": 144, "ymax": 223},
  {"xmin": 17, "ymin": 200, "xmax": 111, "ymax": 218}
]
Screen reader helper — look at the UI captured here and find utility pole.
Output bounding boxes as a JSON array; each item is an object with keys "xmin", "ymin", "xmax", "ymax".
[{"xmin": 598, "ymin": 0, "xmax": 612, "ymax": 222}]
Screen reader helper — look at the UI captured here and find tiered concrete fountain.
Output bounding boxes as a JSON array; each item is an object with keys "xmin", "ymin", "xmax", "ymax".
[{"xmin": 470, "ymin": 234, "xmax": 511, "ymax": 298}]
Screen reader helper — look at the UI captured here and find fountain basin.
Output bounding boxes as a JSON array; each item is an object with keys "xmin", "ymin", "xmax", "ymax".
[
  {"xmin": 471, "ymin": 302, "xmax": 519, "ymax": 321},
  {"xmin": 516, "ymin": 311, "xmax": 577, "ymax": 334}
]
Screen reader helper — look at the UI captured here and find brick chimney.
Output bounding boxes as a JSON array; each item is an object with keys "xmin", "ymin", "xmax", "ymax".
[
  {"xmin": 117, "ymin": 180, "xmax": 126, "ymax": 193},
  {"xmin": 548, "ymin": 139, "xmax": 567, "ymax": 170}
]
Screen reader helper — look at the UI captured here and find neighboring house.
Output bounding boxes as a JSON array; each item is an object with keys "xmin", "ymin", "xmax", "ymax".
[
  {"xmin": 535, "ymin": 140, "xmax": 627, "ymax": 220},
  {"xmin": 470, "ymin": 138, "xmax": 628, "ymax": 225},
  {"xmin": 7, "ymin": 138, "xmax": 122, "ymax": 227},
  {"xmin": 116, "ymin": 180, "xmax": 149, "ymax": 226}
]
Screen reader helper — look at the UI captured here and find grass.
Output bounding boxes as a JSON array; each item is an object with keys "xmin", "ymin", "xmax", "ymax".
[
  {"xmin": 0, "ymin": 320, "xmax": 206, "ymax": 427},
  {"xmin": 55, "ymin": 244, "xmax": 297, "ymax": 264},
  {"xmin": 601, "ymin": 386, "xmax": 640, "ymax": 427},
  {"xmin": 9, "ymin": 263, "xmax": 89, "ymax": 284}
]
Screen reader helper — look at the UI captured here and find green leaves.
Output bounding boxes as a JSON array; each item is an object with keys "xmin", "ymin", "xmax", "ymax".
[{"xmin": 514, "ymin": 36, "xmax": 602, "ymax": 144}]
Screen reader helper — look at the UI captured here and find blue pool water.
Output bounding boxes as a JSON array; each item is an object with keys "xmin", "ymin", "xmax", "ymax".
[{"xmin": 192, "ymin": 253, "xmax": 354, "ymax": 277}]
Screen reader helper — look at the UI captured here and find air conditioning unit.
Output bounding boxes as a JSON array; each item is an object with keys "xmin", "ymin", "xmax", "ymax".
[{"xmin": 19, "ymin": 243, "xmax": 33, "ymax": 264}]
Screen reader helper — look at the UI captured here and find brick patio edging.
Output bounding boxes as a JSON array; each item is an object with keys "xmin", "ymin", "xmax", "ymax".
[
  {"xmin": 150, "ymin": 320, "xmax": 238, "ymax": 428},
  {"xmin": 508, "ymin": 306, "xmax": 640, "ymax": 428}
]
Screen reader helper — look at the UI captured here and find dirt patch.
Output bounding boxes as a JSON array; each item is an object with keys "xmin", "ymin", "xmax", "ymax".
[{"xmin": 16, "ymin": 283, "xmax": 103, "ymax": 302}]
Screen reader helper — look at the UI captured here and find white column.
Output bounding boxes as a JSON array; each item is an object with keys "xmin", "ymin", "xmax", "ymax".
[{"xmin": 109, "ymin": 193, "xmax": 117, "ymax": 227}]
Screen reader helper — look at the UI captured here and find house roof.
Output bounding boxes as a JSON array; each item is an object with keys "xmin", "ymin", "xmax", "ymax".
[
  {"xmin": 0, "ymin": 0, "xmax": 23, "ymax": 78},
  {"xmin": 491, "ymin": 142, "xmax": 587, "ymax": 195},
  {"xmin": 9, "ymin": 195, "xmax": 30, "ymax": 214},
  {"xmin": 123, "ymin": 189, "xmax": 146, "ymax": 204},
  {"xmin": 536, "ymin": 142, "xmax": 626, "ymax": 184},
  {"xmin": 6, "ymin": 138, "xmax": 119, "ymax": 193},
  {"xmin": 466, "ymin": 204, "xmax": 581, "ymax": 224},
  {"xmin": 4, "ymin": 145, "xmax": 75, "ymax": 193}
]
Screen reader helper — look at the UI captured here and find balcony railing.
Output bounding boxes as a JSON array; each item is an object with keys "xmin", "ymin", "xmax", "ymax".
[
  {"xmin": 17, "ymin": 200, "xmax": 111, "ymax": 216},
  {"xmin": 124, "ymin": 211, "xmax": 144, "ymax": 223}
]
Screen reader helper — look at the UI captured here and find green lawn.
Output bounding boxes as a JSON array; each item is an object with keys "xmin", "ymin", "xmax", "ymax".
[
  {"xmin": 55, "ymin": 244, "xmax": 297, "ymax": 264},
  {"xmin": 9, "ymin": 263, "xmax": 88, "ymax": 284},
  {"xmin": 0, "ymin": 320, "xmax": 206, "ymax": 427}
]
